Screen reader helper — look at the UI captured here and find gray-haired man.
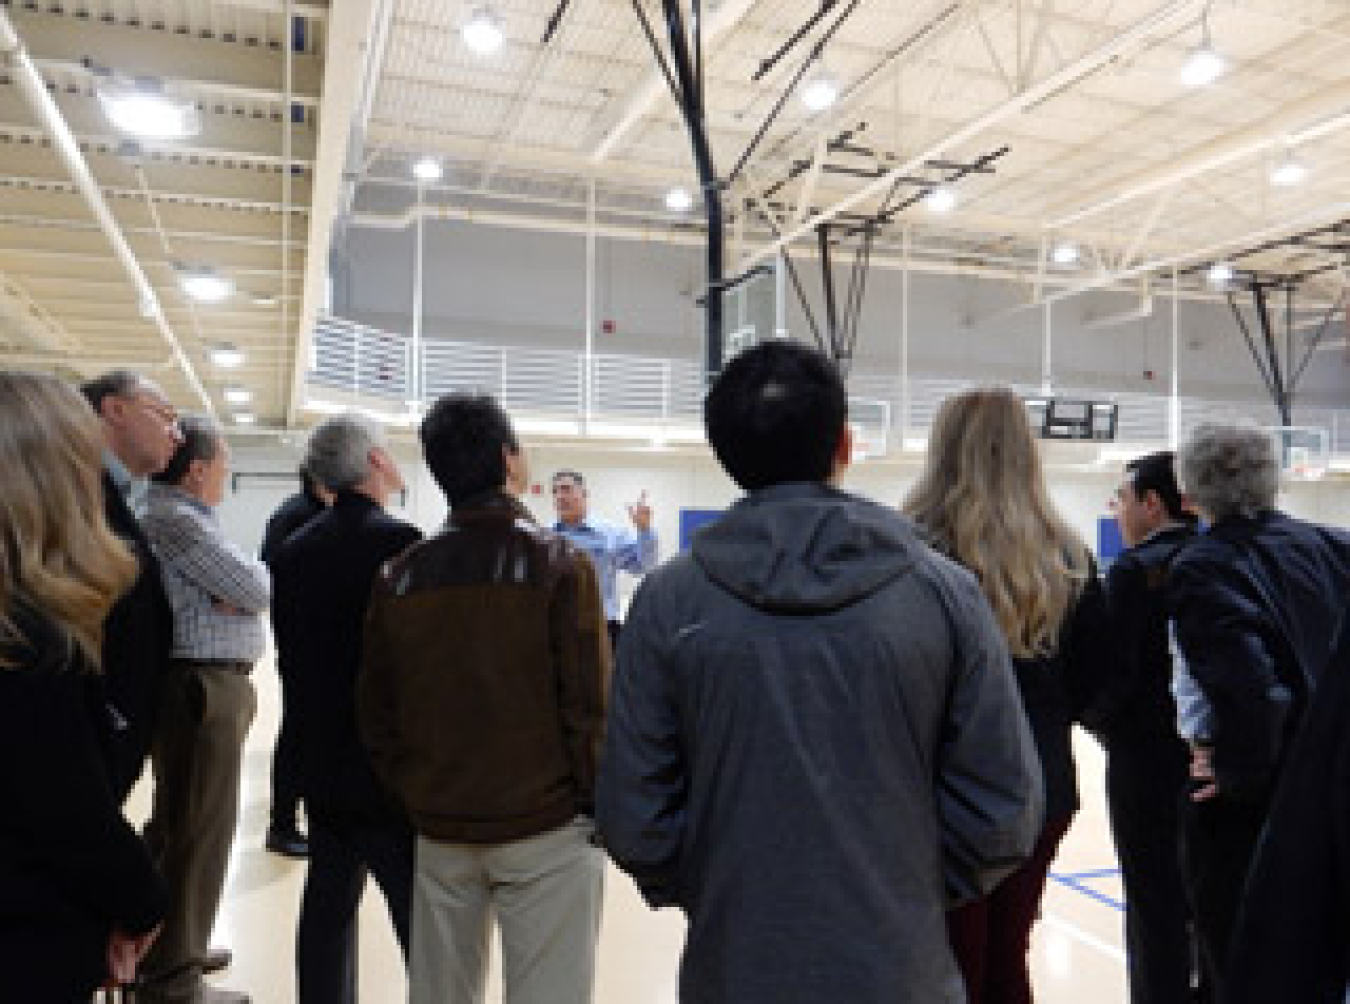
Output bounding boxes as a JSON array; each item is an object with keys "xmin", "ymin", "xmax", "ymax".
[
  {"xmin": 1168, "ymin": 422, "xmax": 1350, "ymax": 997},
  {"xmin": 270, "ymin": 415, "xmax": 420, "ymax": 1004},
  {"xmin": 138, "ymin": 416, "xmax": 267, "ymax": 1004}
]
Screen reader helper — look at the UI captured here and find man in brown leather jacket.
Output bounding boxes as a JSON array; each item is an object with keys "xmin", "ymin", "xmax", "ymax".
[{"xmin": 357, "ymin": 391, "xmax": 610, "ymax": 1004}]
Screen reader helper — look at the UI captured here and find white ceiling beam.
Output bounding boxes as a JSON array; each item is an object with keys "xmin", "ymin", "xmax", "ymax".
[
  {"xmin": 590, "ymin": 0, "xmax": 762, "ymax": 163},
  {"xmin": 1049, "ymin": 75, "xmax": 1350, "ymax": 228},
  {"xmin": 0, "ymin": 88, "xmax": 317, "ymax": 164},
  {"xmin": 0, "ymin": 6, "xmax": 214, "ymax": 413},
  {"xmin": 7, "ymin": 8, "xmax": 322, "ymax": 103},
  {"xmin": 288, "ymin": 0, "xmax": 381, "ymax": 425},
  {"xmin": 737, "ymin": 0, "xmax": 1204, "ymax": 273},
  {"xmin": 1042, "ymin": 200, "xmax": 1350, "ymax": 306},
  {"xmin": 0, "ymin": 270, "xmax": 79, "ymax": 351}
]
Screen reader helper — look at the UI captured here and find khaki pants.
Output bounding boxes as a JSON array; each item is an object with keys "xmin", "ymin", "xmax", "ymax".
[
  {"xmin": 410, "ymin": 818, "xmax": 604, "ymax": 1004},
  {"xmin": 141, "ymin": 662, "xmax": 256, "ymax": 996}
]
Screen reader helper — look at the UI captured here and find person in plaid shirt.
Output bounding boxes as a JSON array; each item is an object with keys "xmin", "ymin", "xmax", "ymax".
[{"xmin": 137, "ymin": 414, "xmax": 268, "ymax": 1004}]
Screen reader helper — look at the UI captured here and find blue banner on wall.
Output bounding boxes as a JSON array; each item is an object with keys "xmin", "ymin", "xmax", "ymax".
[
  {"xmin": 680, "ymin": 508, "xmax": 724, "ymax": 551},
  {"xmin": 1097, "ymin": 516, "xmax": 1124, "ymax": 564}
]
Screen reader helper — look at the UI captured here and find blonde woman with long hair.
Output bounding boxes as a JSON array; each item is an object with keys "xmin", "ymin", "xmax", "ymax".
[
  {"xmin": 0, "ymin": 372, "xmax": 166, "ymax": 998},
  {"xmin": 904, "ymin": 387, "xmax": 1107, "ymax": 1004}
]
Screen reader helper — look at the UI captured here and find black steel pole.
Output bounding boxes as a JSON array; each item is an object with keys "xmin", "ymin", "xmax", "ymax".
[{"xmin": 662, "ymin": 0, "xmax": 723, "ymax": 381}]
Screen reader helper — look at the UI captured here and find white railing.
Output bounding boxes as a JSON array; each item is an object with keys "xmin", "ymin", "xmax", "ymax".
[{"xmin": 306, "ymin": 315, "xmax": 1346, "ymax": 461}]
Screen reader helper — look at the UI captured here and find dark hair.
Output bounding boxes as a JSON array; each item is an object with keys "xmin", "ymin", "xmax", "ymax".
[
  {"xmin": 151, "ymin": 414, "xmax": 221, "ymax": 487},
  {"xmin": 80, "ymin": 370, "xmax": 141, "ymax": 414},
  {"xmin": 704, "ymin": 341, "xmax": 847, "ymax": 490},
  {"xmin": 419, "ymin": 392, "xmax": 519, "ymax": 507},
  {"xmin": 1125, "ymin": 450, "xmax": 1192, "ymax": 523},
  {"xmin": 552, "ymin": 470, "xmax": 585, "ymax": 488}
]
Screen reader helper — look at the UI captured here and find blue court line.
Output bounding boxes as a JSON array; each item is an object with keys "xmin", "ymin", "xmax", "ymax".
[
  {"xmin": 1048, "ymin": 871, "xmax": 1125, "ymax": 913},
  {"xmin": 1060, "ymin": 867, "xmax": 1122, "ymax": 881}
]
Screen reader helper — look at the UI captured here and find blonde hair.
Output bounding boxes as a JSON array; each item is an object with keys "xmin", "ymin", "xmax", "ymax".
[
  {"xmin": 0, "ymin": 372, "xmax": 138, "ymax": 670},
  {"xmin": 903, "ymin": 387, "xmax": 1089, "ymax": 659}
]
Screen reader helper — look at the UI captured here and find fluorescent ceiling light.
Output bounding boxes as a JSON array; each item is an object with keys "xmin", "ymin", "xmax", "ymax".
[
  {"xmin": 1051, "ymin": 242, "xmax": 1080, "ymax": 265},
  {"xmin": 210, "ymin": 345, "xmax": 246, "ymax": 368},
  {"xmin": 800, "ymin": 74, "xmax": 838, "ymax": 112},
  {"xmin": 924, "ymin": 187, "xmax": 957, "ymax": 213},
  {"xmin": 412, "ymin": 156, "xmax": 443, "ymax": 182},
  {"xmin": 462, "ymin": 7, "xmax": 505, "ymax": 55},
  {"xmin": 1180, "ymin": 40, "xmax": 1226, "ymax": 87},
  {"xmin": 250, "ymin": 294, "xmax": 279, "ymax": 308},
  {"xmin": 98, "ymin": 87, "xmax": 200, "ymax": 139},
  {"xmin": 1207, "ymin": 262, "xmax": 1235, "ymax": 285},
  {"xmin": 232, "ymin": 412, "xmax": 256, "ymax": 426},
  {"xmin": 665, "ymin": 187, "xmax": 694, "ymax": 212},
  {"xmin": 1270, "ymin": 155, "xmax": 1308, "ymax": 188},
  {"xmin": 224, "ymin": 387, "xmax": 253, "ymax": 405},
  {"xmin": 180, "ymin": 270, "xmax": 234, "ymax": 303}
]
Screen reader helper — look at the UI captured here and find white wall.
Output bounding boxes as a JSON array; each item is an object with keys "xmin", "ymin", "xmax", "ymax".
[{"xmin": 220, "ymin": 435, "xmax": 1350, "ymax": 581}]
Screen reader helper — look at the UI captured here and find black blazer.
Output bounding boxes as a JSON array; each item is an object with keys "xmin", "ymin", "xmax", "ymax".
[
  {"xmin": 260, "ymin": 489, "xmax": 325, "ymax": 567},
  {"xmin": 1095, "ymin": 523, "xmax": 1197, "ymax": 742},
  {"xmin": 100, "ymin": 471, "xmax": 174, "ymax": 802},
  {"xmin": 270, "ymin": 491, "xmax": 422, "ymax": 822},
  {"xmin": 1168, "ymin": 510, "xmax": 1350, "ymax": 799},
  {"xmin": 0, "ymin": 611, "xmax": 166, "ymax": 998},
  {"xmin": 1010, "ymin": 561, "xmax": 1109, "ymax": 821}
]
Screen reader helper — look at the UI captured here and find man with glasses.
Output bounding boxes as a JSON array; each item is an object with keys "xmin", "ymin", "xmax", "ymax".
[
  {"xmin": 82, "ymin": 371, "xmax": 183, "ymax": 803},
  {"xmin": 1100, "ymin": 452, "xmax": 1200, "ymax": 1004}
]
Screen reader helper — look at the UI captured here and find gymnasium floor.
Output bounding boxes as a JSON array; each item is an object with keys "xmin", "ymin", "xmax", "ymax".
[{"xmin": 128, "ymin": 652, "xmax": 1130, "ymax": 1003}]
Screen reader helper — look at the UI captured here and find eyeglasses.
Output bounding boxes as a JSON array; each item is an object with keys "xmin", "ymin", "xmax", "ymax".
[{"xmin": 127, "ymin": 394, "xmax": 181, "ymax": 434}]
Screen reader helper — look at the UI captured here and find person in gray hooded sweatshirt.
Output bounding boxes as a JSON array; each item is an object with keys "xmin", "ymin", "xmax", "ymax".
[{"xmin": 596, "ymin": 341, "xmax": 1043, "ymax": 1004}]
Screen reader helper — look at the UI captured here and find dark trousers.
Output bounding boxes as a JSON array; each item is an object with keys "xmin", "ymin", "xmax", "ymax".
[
  {"xmin": 1180, "ymin": 794, "xmax": 1268, "ymax": 999},
  {"xmin": 1106, "ymin": 739, "xmax": 1197, "ymax": 1004},
  {"xmin": 297, "ymin": 811, "xmax": 415, "ymax": 1004},
  {"xmin": 270, "ymin": 668, "xmax": 303, "ymax": 832},
  {"xmin": 948, "ymin": 813, "xmax": 1074, "ymax": 1004},
  {"xmin": 141, "ymin": 663, "xmax": 256, "ymax": 995},
  {"xmin": 606, "ymin": 620, "xmax": 621, "ymax": 653}
]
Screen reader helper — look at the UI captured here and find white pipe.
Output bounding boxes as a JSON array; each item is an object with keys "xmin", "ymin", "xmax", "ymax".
[
  {"xmin": 1170, "ymin": 268, "xmax": 1180, "ymax": 449},
  {"xmin": 282, "ymin": 0, "xmax": 295, "ymax": 418},
  {"xmin": 339, "ymin": 0, "xmax": 394, "ymax": 219},
  {"xmin": 0, "ymin": 8, "xmax": 214, "ymax": 413},
  {"xmin": 1041, "ymin": 301, "xmax": 1054, "ymax": 396},
  {"xmin": 412, "ymin": 184, "xmax": 425, "ymax": 404},
  {"xmin": 738, "ymin": 0, "xmax": 1201, "ymax": 272},
  {"xmin": 900, "ymin": 225, "xmax": 911, "ymax": 439},
  {"xmin": 584, "ymin": 177, "xmax": 596, "ymax": 431}
]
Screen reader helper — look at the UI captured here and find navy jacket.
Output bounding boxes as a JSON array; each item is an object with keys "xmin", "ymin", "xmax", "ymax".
[
  {"xmin": 1168, "ymin": 511, "xmax": 1350, "ymax": 799},
  {"xmin": 597, "ymin": 483, "xmax": 1042, "ymax": 1004},
  {"xmin": 1095, "ymin": 524, "xmax": 1197, "ymax": 743},
  {"xmin": 270, "ymin": 491, "xmax": 422, "ymax": 822},
  {"xmin": 1223, "ymin": 621, "xmax": 1350, "ymax": 1004}
]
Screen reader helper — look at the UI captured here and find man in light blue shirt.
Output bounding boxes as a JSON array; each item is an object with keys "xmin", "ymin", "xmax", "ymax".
[{"xmin": 552, "ymin": 470, "xmax": 658, "ymax": 649}]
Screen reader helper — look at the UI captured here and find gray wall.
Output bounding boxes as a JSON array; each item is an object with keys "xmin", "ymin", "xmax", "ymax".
[{"xmin": 333, "ymin": 217, "xmax": 1349, "ymax": 414}]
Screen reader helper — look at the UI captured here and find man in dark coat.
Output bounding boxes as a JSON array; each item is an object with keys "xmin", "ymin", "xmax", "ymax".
[
  {"xmin": 1099, "ymin": 451, "xmax": 1200, "ymax": 1004},
  {"xmin": 81, "ymin": 370, "xmax": 181, "ymax": 803},
  {"xmin": 269, "ymin": 415, "xmax": 420, "ymax": 1004},
  {"xmin": 261, "ymin": 467, "xmax": 332, "ymax": 858},
  {"xmin": 596, "ymin": 342, "xmax": 1044, "ymax": 1004},
  {"xmin": 1169, "ymin": 422, "xmax": 1350, "ymax": 996},
  {"xmin": 1221, "ymin": 620, "xmax": 1350, "ymax": 1004}
]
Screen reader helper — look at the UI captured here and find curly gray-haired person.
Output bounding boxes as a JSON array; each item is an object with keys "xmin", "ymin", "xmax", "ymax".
[{"xmin": 1166, "ymin": 421, "xmax": 1350, "ymax": 999}]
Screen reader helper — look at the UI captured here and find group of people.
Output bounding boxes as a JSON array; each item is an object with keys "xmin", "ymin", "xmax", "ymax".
[{"xmin": 0, "ymin": 339, "xmax": 1347, "ymax": 1004}]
